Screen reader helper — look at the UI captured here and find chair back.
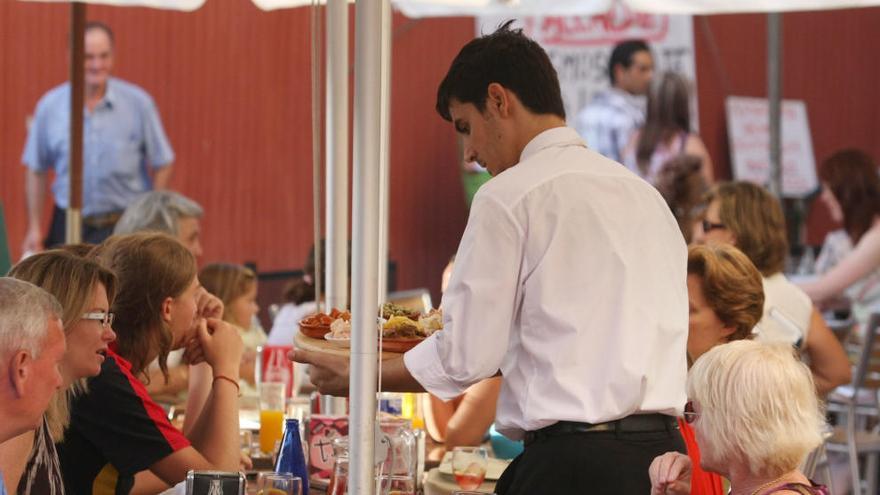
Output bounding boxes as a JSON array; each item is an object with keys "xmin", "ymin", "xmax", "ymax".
[{"xmin": 850, "ymin": 312, "xmax": 880, "ymax": 394}]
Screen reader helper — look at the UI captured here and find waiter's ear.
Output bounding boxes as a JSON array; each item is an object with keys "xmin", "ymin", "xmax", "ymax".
[{"xmin": 486, "ymin": 83, "xmax": 511, "ymax": 118}]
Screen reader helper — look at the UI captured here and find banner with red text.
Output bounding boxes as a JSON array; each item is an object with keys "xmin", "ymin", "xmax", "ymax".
[{"xmin": 477, "ymin": 4, "xmax": 696, "ymax": 124}]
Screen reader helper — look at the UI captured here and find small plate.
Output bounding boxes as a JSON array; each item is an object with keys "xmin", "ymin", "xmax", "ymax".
[
  {"xmin": 299, "ymin": 320, "xmax": 331, "ymax": 339},
  {"xmin": 324, "ymin": 334, "xmax": 351, "ymax": 348}
]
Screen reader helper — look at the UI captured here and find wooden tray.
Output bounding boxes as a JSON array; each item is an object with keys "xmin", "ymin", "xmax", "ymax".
[{"xmin": 294, "ymin": 331, "xmax": 401, "ymax": 360}]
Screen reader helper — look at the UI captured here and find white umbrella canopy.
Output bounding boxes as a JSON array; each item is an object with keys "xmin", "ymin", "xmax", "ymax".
[{"xmin": 22, "ymin": 0, "xmax": 206, "ymax": 10}]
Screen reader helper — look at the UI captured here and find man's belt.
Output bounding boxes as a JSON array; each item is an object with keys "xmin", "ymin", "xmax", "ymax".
[
  {"xmin": 82, "ymin": 211, "xmax": 123, "ymax": 229},
  {"xmin": 523, "ymin": 414, "xmax": 677, "ymax": 447}
]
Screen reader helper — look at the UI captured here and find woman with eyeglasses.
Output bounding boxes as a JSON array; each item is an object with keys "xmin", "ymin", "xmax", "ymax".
[
  {"xmin": 55, "ymin": 233, "xmax": 243, "ymax": 495},
  {"xmin": 0, "ymin": 249, "xmax": 117, "ymax": 494},
  {"xmin": 693, "ymin": 181, "xmax": 851, "ymax": 395},
  {"xmin": 650, "ymin": 340, "xmax": 828, "ymax": 495},
  {"xmin": 663, "ymin": 243, "xmax": 765, "ymax": 495}
]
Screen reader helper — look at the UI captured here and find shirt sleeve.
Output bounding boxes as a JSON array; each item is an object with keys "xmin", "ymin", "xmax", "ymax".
[
  {"xmin": 22, "ymin": 99, "xmax": 53, "ymax": 172},
  {"xmin": 404, "ymin": 193, "xmax": 524, "ymax": 400},
  {"xmin": 73, "ymin": 358, "xmax": 190, "ymax": 475},
  {"xmin": 141, "ymin": 96, "xmax": 175, "ymax": 168}
]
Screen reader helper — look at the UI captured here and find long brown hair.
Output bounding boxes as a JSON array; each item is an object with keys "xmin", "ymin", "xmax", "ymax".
[
  {"xmin": 8, "ymin": 250, "xmax": 117, "ymax": 442},
  {"xmin": 200, "ymin": 263, "xmax": 256, "ymax": 327},
  {"xmin": 93, "ymin": 233, "xmax": 196, "ymax": 380},
  {"xmin": 636, "ymin": 72, "xmax": 691, "ymax": 175},
  {"xmin": 819, "ymin": 149, "xmax": 880, "ymax": 244},
  {"xmin": 705, "ymin": 182, "xmax": 788, "ymax": 277}
]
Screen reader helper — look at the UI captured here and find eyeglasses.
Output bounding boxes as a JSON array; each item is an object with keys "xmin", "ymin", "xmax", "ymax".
[
  {"xmin": 683, "ymin": 400, "xmax": 699, "ymax": 424},
  {"xmin": 81, "ymin": 311, "xmax": 114, "ymax": 329},
  {"xmin": 701, "ymin": 219, "xmax": 726, "ymax": 233}
]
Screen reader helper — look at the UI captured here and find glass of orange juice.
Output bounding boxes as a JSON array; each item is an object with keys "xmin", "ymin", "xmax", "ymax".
[{"xmin": 259, "ymin": 381, "xmax": 286, "ymax": 455}]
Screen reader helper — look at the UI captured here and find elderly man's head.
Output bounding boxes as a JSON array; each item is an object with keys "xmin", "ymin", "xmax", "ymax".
[
  {"xmin": 114, "ymin": 191, "xmax": 204, "ymax": 257},
  {"xmin": 0, "ymin": 278, "xmax": 66, "ymax": 440}
]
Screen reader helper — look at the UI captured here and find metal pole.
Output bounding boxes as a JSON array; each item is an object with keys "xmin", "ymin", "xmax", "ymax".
[
  {"xmin": 326, "ymin": 0, "xmax": 349, "ymax": 313},
  {"xmin": 322, "ymin": 0, "xmax": 350, "ymax": 418},
  {"xmin": 377, "ymin": 0, "xmax": 391, "ymax": 305},
  {"xmin": 767, "ymin": 13, "xmax": 783, "ymax": 198},
  {"xmin": 350, "ymin": 0, "xmax": 382, "ymax": 491},
  {"xmin": 311, "ymin": 0, "xmax": 324, "ymax": 313},
  {"xmin": 67, "ymin": 2, "xmax": 86, "ymax": 245}
]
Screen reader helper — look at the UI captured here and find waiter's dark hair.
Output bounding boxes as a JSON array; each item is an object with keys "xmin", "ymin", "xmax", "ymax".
[{"xmin": 436, "ymin": 20, "xmax": 565, "ymax": 121}]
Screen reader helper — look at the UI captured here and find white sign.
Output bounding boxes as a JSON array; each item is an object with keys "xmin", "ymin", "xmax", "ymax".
[
  {"xmin": 477, "ymin": 2, "xmax": 696, "ymax": 124},
  {"xmin": 725, "ymin": 96, "xmax": 818, "ymax": 198}
]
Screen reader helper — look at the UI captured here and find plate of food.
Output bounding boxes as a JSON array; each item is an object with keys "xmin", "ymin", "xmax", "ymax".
[
  {"xmin": 299, "ymin": 308, "xmax": 350, "ymax": 339},
  {"xmin": 324, "ymin": 333, "xmax": 351, "ymax": 348},
  {"xmin": 378, "ymin": 308, "xmax": 443, "ymax": 353}
]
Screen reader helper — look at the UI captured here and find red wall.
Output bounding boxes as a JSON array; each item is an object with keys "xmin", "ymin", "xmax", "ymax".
[
  {"xmin": 2, "ymin": 3, "xmax": 880, "ymax": 299},
  {"xmin": 0, "ymin": 1, "xmax": 472, "ymax": 300}
]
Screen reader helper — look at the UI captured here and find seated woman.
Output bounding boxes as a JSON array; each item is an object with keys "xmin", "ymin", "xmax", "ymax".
[
  {"xmin": 199, "ymin": 263, "xmax": 266, "ymax": 394},
  {"xmin": 695, "ymin": 181, "xmax": 851, "ymax": 395},
  {"xmin": 799, "ymin": 149, "xmax": 880, "ymax": 327},
  {"xmin": 0, "ymin": 250, "xmax": 117, "ymax": 494},
  {"xmin": 681, "ymin": 243, "xmax": 765, "ymax": 495},
  {"xmin": 57, "ymin": 233, "xmax": 244, "ymax": 494},
  {"xmin": 649, "ymin": 340, "xmax": 828, "ymax": 495}
]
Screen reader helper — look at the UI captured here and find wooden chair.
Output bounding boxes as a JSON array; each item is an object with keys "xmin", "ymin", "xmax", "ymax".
[{"xmin": 825, "ymin": 312, "xmax": 880, "ymax": 495}]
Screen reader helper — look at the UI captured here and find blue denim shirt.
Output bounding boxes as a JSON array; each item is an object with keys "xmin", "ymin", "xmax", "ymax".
[{"xmin": 22, "ymin": 77, "xmax": 174, "ymax": 216}]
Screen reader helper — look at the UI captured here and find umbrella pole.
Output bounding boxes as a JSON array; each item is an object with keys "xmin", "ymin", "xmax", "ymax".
[
  {"xmin": 325, "ymin": 0, "xmax": 350, "ymax": 314},
  {"xmin": 350, "ymin": 0, "xmax": 382, "ymax": 492},
  {"xmin": 377, "ymin": 0, "xmax": 391, "ymax": 306},
  {"xmin": 767, "ymin": 12, "xmax": 782, "ymax": 198},
  {"xmin": 67, "ymin": 2, "xmax": 86, "ymax": 245}
]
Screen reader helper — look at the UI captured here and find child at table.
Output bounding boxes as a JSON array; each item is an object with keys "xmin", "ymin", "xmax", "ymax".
[{"xmin": 200, "ymin": 263, "xmax": 267, "ymax": 395}]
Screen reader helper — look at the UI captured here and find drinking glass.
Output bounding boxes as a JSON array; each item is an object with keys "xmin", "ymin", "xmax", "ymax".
[
  {"xmin": 259, "ymin": 382, "xmax": 286, "ymax": 455},
  {"xmin": 451, "ymin": 446, "xmax": 488, "ymax": 491},
  {"xmin": 255, "ymin": 472, "xmax": 302, "ymax": 495},
  {"xmin": 329, "ymin": 458, "xmax": 349, "ymax": 495}
]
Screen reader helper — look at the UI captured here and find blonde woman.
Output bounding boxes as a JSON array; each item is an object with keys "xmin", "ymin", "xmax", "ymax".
[
  {"xmin": 0, "ymin": 250, "xmax": 117, "ymax": 494},
  {"xmin": 57, "ymin": 233, "xmax": 243, "ymax": 494},
  {"xmin": 199, "ymin": 263, "xmax": 266, "ymax": 392},
  {"xmin": 650, "ymin": 340, "xmax": 828, "ymax": 495}
]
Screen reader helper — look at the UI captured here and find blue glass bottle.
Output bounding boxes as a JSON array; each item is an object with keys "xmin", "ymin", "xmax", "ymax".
[{"xmin": 274, "ymin": 418, "xmax": 310, "ymax": 495}]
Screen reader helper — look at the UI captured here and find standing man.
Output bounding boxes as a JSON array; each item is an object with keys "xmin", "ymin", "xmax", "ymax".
[
  {"xmin": 22, "ymin": 21, "xmax": 175, "ymax": 252},
  {"xmin": 574, "ymin": 39, "xmax": 654, "ymax": 163},
  {"xmin": 293, "ymin": 23, "xmax": 688, "ymax": 494},
  {"xmin": 0, "ymin": 278, "xmax": 67, "ymax": 494}
]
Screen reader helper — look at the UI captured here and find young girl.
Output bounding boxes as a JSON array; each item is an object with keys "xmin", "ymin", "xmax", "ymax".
[{"xmin": 200, "ymin": 263, "xmax": 266, "ymax": 392}]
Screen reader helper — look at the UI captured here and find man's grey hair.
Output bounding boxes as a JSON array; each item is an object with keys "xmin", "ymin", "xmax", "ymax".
[
  {"xmin": 114, "ymin": 190, "xmax": 203, "ymax": 236},
  {"xmin": 0, "ymin": 278, "xmax": 62, "ymax": 358}
]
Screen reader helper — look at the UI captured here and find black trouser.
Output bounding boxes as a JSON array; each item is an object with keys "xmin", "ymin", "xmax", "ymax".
[
  {"xmin": 46, "ymin": 205, "xmax": 118, "ymax": 248},
  {"xmin": 495, "ymin": 418, "xmax": 686, "ymax": 495}
]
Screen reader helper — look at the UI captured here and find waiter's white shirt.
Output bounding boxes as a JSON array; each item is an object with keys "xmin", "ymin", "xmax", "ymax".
[{"xmin": 404, "ymin": 127, "xmax": 688, "ymax": 440}]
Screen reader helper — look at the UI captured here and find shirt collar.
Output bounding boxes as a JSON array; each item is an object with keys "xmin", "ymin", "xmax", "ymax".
[
  {"xmin": 96, "ymin": 78, "xmax": 118, "ymax": 109},
  {"xmin": 520, "ymin": 126, "xmax": 586, "ymax": 162}
]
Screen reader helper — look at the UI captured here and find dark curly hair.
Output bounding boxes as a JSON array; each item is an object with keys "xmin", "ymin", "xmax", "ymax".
[{"xmin": 820, "ymin": 149, "xmax": 880, "ymax": 245}]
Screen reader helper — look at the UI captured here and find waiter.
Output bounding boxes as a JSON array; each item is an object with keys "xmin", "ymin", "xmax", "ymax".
[{"xmin": 293, "ymin": 21, "xmax": 688, "ymax": 494}]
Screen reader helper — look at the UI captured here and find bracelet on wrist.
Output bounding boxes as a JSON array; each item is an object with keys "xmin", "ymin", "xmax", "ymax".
[{"xmin": 213, "ymin": 374, "xmax": 241, "ymax": 397}]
